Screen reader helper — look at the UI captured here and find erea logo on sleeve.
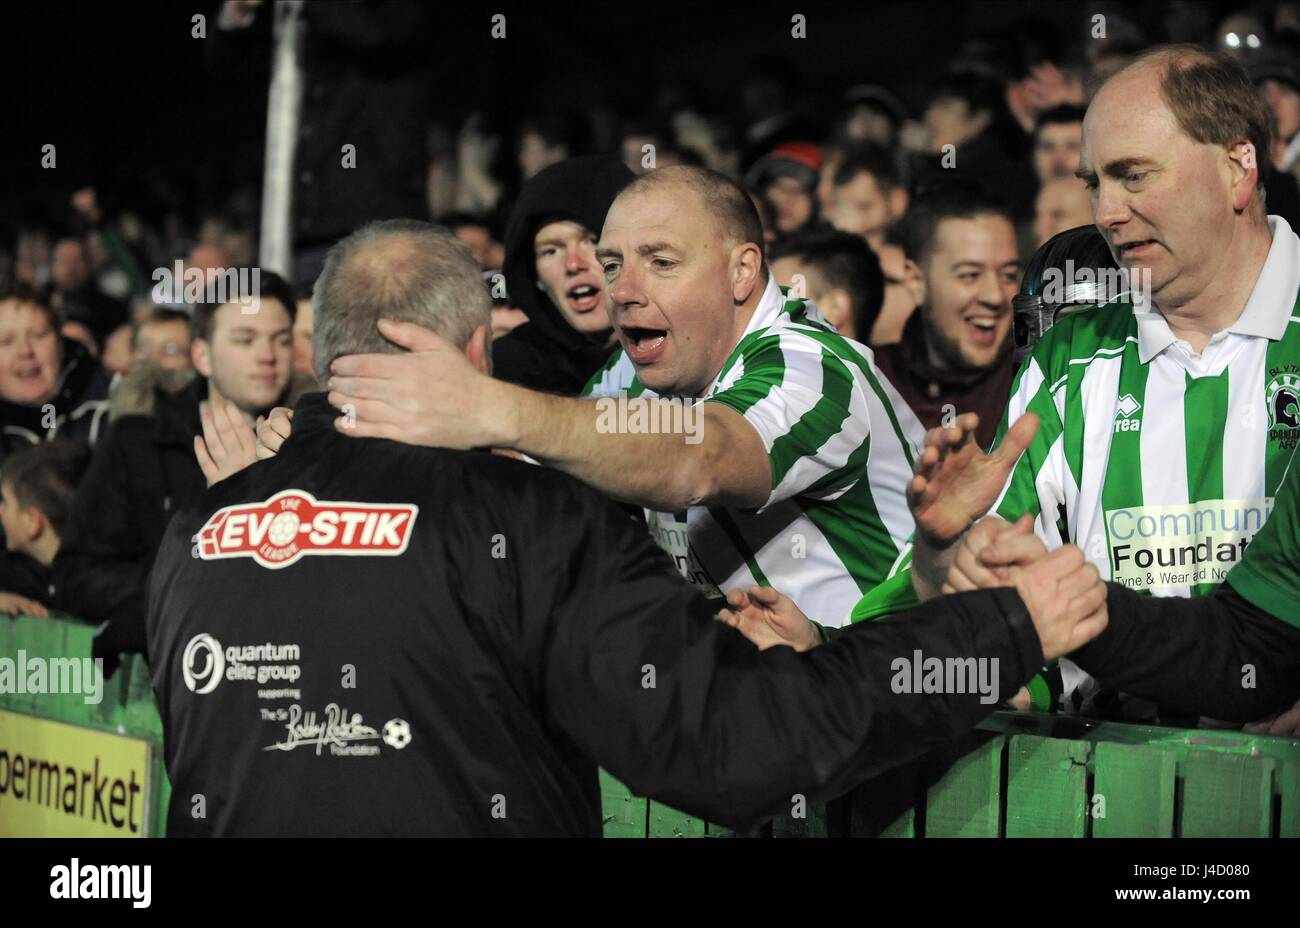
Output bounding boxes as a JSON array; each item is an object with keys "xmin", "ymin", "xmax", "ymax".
[{"xmin": 194, "ymin": 490, "xmax": 418, "ymax": 569}]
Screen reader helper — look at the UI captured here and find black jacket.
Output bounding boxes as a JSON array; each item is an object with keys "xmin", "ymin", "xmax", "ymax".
[
  {"xmin": 0, "ymin": 337, "xmax": 109, "ymax": 463},
  {"xmin": 0, "ymin": 338, "xmax": 109, "ymax": 600},
  {"xmin": 147, "ymin": 391, "xmax": 1044, "ymax": 837},
  {"xmin": 53, "ymin": 373, "xmax": 208, "ymax": 658},
  {"xmin": 1073, "ymin": 583, "xmax": 1300, "ymax": 723},
  {"xmin": 492, "ymin": 157, "xmax": 633, "ymax": 395}
]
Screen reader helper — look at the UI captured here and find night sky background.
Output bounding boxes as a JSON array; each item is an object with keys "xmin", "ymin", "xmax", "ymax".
[{"xmin": 1, "ymin": 0, "xmax": 1238, "ymax": 234}]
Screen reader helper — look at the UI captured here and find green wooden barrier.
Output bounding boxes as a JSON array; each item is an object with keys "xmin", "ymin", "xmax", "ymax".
[
  {"xmin": 1092, "ymin": 742, "xmax": 1177, "ymax": 837},
  {"xmin": 924, "ymin": 734, "xmax": 1003, "ymax": 837},
  {"xmin": 600, "ymin": 715, "xmax": 1300, "ymax": 838},
  {"xmin": 4, "ymin": 615, "xmax": 1298, "ymax": 838}
]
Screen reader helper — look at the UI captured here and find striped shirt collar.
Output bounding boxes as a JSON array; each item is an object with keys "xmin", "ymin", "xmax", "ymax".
[
  {"xmin": 1135, "ymin": 214, "xmax": 1300, "ymax": 364},
  {"xmin": 737, "ymin": 273, "xmax": 806, "ymax": 341},
  {"xmin": 754, "ymin": 273, "xmax": 789, "ymax": 331},
  {"xmin": 705, "ymin": 275, "xmax": 826, "ymax": 396}
]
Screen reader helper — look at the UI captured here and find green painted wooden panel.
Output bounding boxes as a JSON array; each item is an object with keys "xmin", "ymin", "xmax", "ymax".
[
  {"xmin": 1180, "ymin": 751, "xmax": 1274, "ymax": 837},
  {"xmin": 0, "ymin": 617, "xmax": 12, "ymax": 709},
  {"xmin": 1092, "ymin": 742, "xmax": 1176, "ymax": 837},
  {"xmin": 924, "ymin": 736, "xmax": 1004, "ymax": 837},
  {"xmin": 1280, "ymin": 763, "xmax": 1300, "ymax": 838},
  {"xmin": 1006, "ymin": 735, "xmax": 1088, "ymax": 837},
  {"xmin": 648, "ymin": 801, "xmax": 706, "ymax": 838},
  {"xmin": 598, "ymin": 769, "xmax": 647, "ymax": 838},
  {"xmin": 59, "ymin": 621, "xmax": 95, "ymax": 728},
  {"xmin": 6, "ymin": 616, "xmax": 40, "ymax": 716}
]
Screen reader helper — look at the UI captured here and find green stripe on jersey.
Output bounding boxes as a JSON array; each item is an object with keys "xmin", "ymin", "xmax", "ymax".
[
  {"xmin": 769, "ymin": 347, "xmax": 852, "ymax": 488},
  {"xmin": 1264, "ymin": 307, "xmax": 1300, "ymax": 494},
  {"xmin": 706, "ymin": 333, "xmax": 784, "ymax": 416},
  {"xmin": 1226, "ymin": 447, "xmax": 1300, "ymax": 628},
  {"xmin": 605, "ymin": 288, "xmax": 924, "ymax": 626},
  {"xmin": 790, "ymin": 325, "xmax": 918, "ymax": 469}
]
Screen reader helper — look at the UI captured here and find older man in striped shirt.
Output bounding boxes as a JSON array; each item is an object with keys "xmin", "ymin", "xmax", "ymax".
[{"xmin": 870, "ymin": 45, "xmax": 1300, "ymax": 727}]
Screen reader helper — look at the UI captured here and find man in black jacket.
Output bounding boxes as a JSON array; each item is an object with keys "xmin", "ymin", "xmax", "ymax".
[
  {"xmin": 55, "ymin": 272, "xmax": 297, "ymax": 661},
  {"xmin": 148, "ymin": 219, "xmax": 1106, "ymax": 836}
]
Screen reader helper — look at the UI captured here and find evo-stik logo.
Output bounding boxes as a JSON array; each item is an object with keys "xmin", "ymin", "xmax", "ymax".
[{"xmin": 49, "ymin": 858, "xmax": 151, "ymax": 908}]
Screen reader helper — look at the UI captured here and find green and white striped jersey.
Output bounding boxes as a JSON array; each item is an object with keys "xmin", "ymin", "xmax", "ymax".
[
  {"xmin": 1226, "ymin": 443, "xmax": 1300, "ymax": 629},
  {"xmin": 582, "ymin": 275, "xmax": 924, "ymax": 627},
  {"xmin": 852, "ymin": 217, "xmax": 1300, "ymax": 705},
  {"xmin": 992, "ymin": 217, "xmax": 1300, "ymax": 599},
  {"xmin": 852, "ymin": 218, "xmax": 1300, "ymax": 707}
]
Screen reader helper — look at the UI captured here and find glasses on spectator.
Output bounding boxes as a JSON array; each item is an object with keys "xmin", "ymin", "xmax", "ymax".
[{"xmin": 134, "ymin": 341, "xmax": 188, "ymax": 361}]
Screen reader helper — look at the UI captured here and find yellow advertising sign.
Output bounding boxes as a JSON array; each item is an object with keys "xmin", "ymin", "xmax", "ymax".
[{"xmin": 0, "ymin": 710, "xmax": 152, "ymax": 837}]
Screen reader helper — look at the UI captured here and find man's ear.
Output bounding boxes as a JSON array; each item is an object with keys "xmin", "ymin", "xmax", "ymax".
[
  {"xmin": 732, "ymin": 243, "xmax": 764, "ymax": 303},
  {"xmin": 19, "ymin": 506, "xmax": 44, "ymax": 545},
  {"xmin": 817, "ymin": 288, "xmax": 854, "ymax": 338},
  {"xmin": 903, "ymin": 257, "xmax": 926, "ymax": 306},
  {"xmin": 887, "ymin": 187, "xmax": 910, "ymax": 223},
  {"xmin": 465, "ymin": 323, "xmax": 492, "ymax": 377},
  {"xmin": 1227, "ymin": 139, "xmax": 1261, "ymax": 213},
  {"xmin": 191, "ymin": 338, "xmax": 212, "ymax": 378}
]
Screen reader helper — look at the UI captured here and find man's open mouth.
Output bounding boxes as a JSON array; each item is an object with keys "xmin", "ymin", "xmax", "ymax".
[
  {"xmin": 963, "ymin": 314, "xmax": 1002, "ymax": 348},
  {"xmin": 566, "ymin": 284, "xmax": 601, "ymax": 312},
  {"xmin": 622, "ymin": 326, "xmax": 668, "ymax": 363}
]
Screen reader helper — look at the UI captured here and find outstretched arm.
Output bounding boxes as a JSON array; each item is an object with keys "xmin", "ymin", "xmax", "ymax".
[
  {"xmin": 535, "ymin": 487, "xmax": 1104, "ymax": 831},
  {"xmin": 327, "ymin": 320, "xmax": 772, "ymax": 511}
]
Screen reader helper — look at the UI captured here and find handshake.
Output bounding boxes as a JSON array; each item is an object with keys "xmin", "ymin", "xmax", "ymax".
[{"xmin": 721, "ymin": 515, "xmax": 1108, "ymax": 664}]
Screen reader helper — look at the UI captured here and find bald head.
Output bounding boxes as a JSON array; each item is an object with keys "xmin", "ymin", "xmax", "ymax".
[
  {"xmin": 612, "ymin": 166, "xmax": 766, "ymax": 265},
  {"xmin": 1093, "ymin": 44, "xmax": 1271, "ymax": 194},
  {"xmin": 312, "ymin": 220, "xmax": 490, "ymax": 382}
]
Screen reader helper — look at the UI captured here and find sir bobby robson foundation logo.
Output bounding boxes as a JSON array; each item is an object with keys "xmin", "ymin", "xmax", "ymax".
[{"xmin": 195, "ymin": 489, "xmax": 418, "ymax": 569}]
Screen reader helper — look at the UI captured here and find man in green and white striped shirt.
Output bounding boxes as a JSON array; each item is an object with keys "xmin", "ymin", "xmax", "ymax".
[
  {"xmin": 898, "ymin": 46, "xmax": 1300, "ymax": 715},
  {"xmin": 574, "ymin": 166, "xmax": 924, "ymax": 625},
  {"xmin": 581, "ymin": 255, "xmax": 921, "ymax": 624},
  {"xmin": 323, "ymin": 166, "xmax": 924, "ymax": 627}
]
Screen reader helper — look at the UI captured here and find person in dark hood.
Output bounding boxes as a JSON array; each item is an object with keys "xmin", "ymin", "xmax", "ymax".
[{"xmin": 492, "ymin": 157, "xmax": 633, "ymax": 395}]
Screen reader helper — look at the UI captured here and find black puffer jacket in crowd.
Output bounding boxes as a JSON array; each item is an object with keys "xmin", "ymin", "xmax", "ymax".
[
  {"xmin": 52, "ymin": 366, "xmax": 209, "ymax": 660},
  {"xmin": 0, "ymin": 337, "xmax": 110, "ymax": 463},
  {"xmin": 492, "ymin": 157, "xmax": 634, "ymax": 395}
]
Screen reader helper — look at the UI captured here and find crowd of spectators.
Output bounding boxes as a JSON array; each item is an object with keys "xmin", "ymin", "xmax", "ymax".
[{"xmin": 1, "ymin": 0, "xmax": 1299, "ymax": 693}]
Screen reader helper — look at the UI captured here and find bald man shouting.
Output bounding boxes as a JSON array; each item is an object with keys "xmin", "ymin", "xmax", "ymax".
[{"xmin": 316, "ymin": 166, "xmax": 924, "ymax": 629}]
